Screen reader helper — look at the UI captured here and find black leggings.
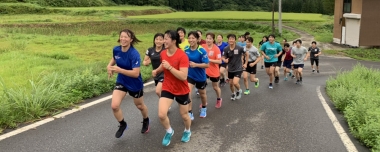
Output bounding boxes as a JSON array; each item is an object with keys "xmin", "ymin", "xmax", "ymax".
[{"xmin": 310, "ymin": 58, "xmax": 319, "ymax": 66}]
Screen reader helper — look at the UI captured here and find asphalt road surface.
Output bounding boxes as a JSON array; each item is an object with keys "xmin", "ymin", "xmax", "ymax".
[{"xmin": 1, "ymin": 56, "xmax": 379, "ymax": 152}]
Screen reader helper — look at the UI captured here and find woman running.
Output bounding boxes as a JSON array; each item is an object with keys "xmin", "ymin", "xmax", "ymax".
[
  {"xmin": 237, "ymin": 35, "xmax": 247, "ymax": 47},
  {"xmin": 143, "ymin": 33, "xmax": 172, "ymax": 111},
  {"xmin": 216, "ymin": 34, "xmax": 229, "ymax": 87},
  {"xmin": 184, "ymin": 31, "xmax": 210, "ymax": 119},
  {"xmin": 107, "ymin": 29, "xmax": 149, "ymax": 138},
  {"xmin": 260, "ymin": 34, "xmax": 282, "ymax": 89},
  {"xmin": 201, "ymin": 32, "xmax": 222, "ymax": 108},
  {"xmin": 281, "ymin": 42, "xmax": 293, "ymax": 81},
  {"xmin": 143, "ymin": 33, "xmax": 165, "ymax": 97},
  {"xmin": 177, "ymin": 27, "xmax": 189, "ymax": 51},
  {"xmin": 154, "ymin": 30, "xmax": 191, "ymax": 146},
  {"xmin": 258, "ymin": 36, "xmax": 269, "ymax": 69},
  {"xmin": 242, "ymin": 37, "xmax": 261, "ymax": 95}
]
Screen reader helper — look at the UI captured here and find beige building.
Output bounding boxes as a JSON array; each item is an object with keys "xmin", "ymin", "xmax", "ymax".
[{"xmin": 333, "ymin": 0, "xmax": 380, "ymax": 47}]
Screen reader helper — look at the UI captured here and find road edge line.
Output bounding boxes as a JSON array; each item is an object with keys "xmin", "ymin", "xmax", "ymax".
[
  {"xmin": 316, "ymin": 86, "xmax": 358, "ymax": 152},
  {"xmin": 0, "ymin": 81, "xmax": 155, "ymax": 141}
]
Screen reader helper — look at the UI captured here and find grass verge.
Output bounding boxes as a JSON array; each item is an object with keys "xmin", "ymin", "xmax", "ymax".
[
  {"xmin": 323, "ymin": 49, "xmax": 380, "ymax": 62},
  {"xmin": 284, "ymin": 15, "xmax": 333, "ymax": 42},
  {"xmin": 326, "ymin": 64, "xmax": 380, "ymax": 152}
]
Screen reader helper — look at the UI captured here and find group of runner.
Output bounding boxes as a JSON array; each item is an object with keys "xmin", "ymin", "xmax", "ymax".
[{"xmin": 106, "ymin": 27, "xmax": 322, "ymax": 147}]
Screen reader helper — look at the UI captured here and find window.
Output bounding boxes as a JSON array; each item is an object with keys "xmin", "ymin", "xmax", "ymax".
[{"xmin": 343, "ymin": 0, "xmax": 352, "ymax": 13}]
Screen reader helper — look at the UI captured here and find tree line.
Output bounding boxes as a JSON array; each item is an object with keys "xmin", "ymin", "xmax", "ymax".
[{"xmin": 111, "ymin": 0, "xmax": 335, "ymax": 15}]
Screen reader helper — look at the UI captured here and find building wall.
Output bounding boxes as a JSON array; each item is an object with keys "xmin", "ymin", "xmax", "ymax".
[
  {"xmin": 333, "ymin": 0, "xmax": 343, "ymax": 41},
  {"xmin": 333, "ymin": 0, "xmax": 363, "ymax": 43},
  {"xmin": 359, "ymin": 0, "xmax": 380, "ymax": 46}
]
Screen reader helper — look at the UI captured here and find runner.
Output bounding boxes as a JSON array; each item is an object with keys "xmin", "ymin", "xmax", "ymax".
[
  {"xmin": 237, "ymin": 35, "xmax": 247, "ymax": 47},
  {"xmin": 281, "ymin": 42, "xmax": 293, "ymax": 81},
  {"xmin": 243, "ymin": 37, "xmax": 261, "ymax": 95},
  {"xmin": 143, "ymin": 33, "xmax": 172, "ymax": 111},
  {"xmin": 201, "ymin": 32, "xmax": 223, "ymax": 108},
  {"xmin": 107, "ymin": 29, "xmax": 149, "ymax": 138},
  {"xmin": 177, "ymin": 27, "xmax": 189, "ymax": 51},
  {"xmin": 291, "ymin": 39, "xmax": 310, "ymax": 84},
  {"xmin": 308, "ymin": 41, "xmax": 321, "ymax": 73},
  {"xmin": 274, "ymin": 39, "xmax": 286, "ymax": 83},
  {"xmin": 260, "ymin": 34, "xmax": 282, "ymax": 89},
  {"xmin": 143, "ymin": 33, "xmax": 165, "ymax": 97},
  {"xmin": 197, "ymin": 30, "xmax": 206, "ymax": 45},
  {"xmin": 153, "ymin": 30, "xmax": 191, "ymax": 146},
  {"xmin": 216, "ymin": 34, "xmax": 229, "ymax": 87},
  {"xmin": 185, "ymin": 31, "xmax": 210, "ymax": 119},
  {"xmin": 258, "ymin": 36, "xmax": 269, "ymax": 69},
  {"xmin": 222, "ymin": 34, "xmax": 247, "ymax": 100}
]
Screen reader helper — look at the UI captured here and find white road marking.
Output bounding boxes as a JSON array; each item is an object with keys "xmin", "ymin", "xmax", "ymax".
[
  {"xmin": 316, "ymin": 86, "xmax": 358, "ymax": 152},
  {"xmin": 0, "ymin": 81, "xmax": 155, "ymax": 141}
]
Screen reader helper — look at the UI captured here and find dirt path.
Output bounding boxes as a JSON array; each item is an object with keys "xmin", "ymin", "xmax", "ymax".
[{"xmin": 281, "ymin": 25, "xmax": 348, "ymax": 51}]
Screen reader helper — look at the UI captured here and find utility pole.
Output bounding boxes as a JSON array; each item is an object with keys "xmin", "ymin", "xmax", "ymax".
[
  {"xmin": 279, "ymin": 0, "xmax": 282, "ymax": 36},
  {"xmin": 272, "ymin": 0, "xmax": 275, "ymax": 34}
]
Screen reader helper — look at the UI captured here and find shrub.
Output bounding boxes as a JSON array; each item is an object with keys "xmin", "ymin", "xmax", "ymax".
[
  {"xmin": 0, "ymin": 3, "xmax": 65, "ymax": 14},
  {"xmin": 326, "ymin": 64, "xmax": 380, "ymax": 151}
]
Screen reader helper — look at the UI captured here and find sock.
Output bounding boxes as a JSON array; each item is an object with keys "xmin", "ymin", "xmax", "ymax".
[
  {"xmin": 202, "ymin": 106, "xmax": 206, "ymax": 108},
  {"xmin": 269, "ymin": 83, "xmax": 272, "ymax": 86},
  {"xmin": 217, "ymin": 98, "xmax": 221, "ymax": 100},
  {"xmin": 188, "ymin": 110, "xmax": 192, "ymax": 114},
  {"xmin": 300, "ymin": 77, "xmax": 303, "ymax": 81},
  {"xmin": 119, "ymin": 119, "xmax": 126, "ymax": 126},
  {"xmin": 184, "ymin": 128, "xmax": 190, "ymax": 132},
  {"xmin": 143, "ymin": 117, "xmax": 149, "ymax": 121},
  {"xmin": 166, "ymin": 127, "xmax": 173, "ymax": 134}
]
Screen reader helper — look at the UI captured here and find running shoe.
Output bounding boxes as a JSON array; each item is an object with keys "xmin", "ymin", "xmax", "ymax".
[
  {"xmin": 296, "ymin": 80, "xmax": 300, "ymax": 84},
  {"xmin": 269, "ymin": 84, "xmax": 273, "ymax": 89},
  {"xmin": 274, "ymin": 77, "xmax": 279, "ymax": 83},
  {"xmin": 244, "ymin": 89, "xmax": 250, "ymax": 95},
  {"xmin": 188, "ymin": 112, "xmax": 194, "ymax": 121},
  {"xmin": 181, "ymin": 131, "xmax": 191, "ymax": 143},
  {"xmin": 141, "ymin": 118, "xmax": 150, "ymax": 133},
  {"xmin": 291, "ymin": 75, "xmax": 295, "ymax": 79},
  {"xmin": 199, "ymin": 108, "xmax": 207, "ymax": 118},
  {"xmin": 261, "ymin": 65, "xmax": 264, "ymax": 69},
  {"xmin": 284, "ymin": 77, "xmax": 288, "ymax": 81},
  {"xmin": 288, "ymin": 72, "xmax": 292, "ymax": 77},
  {"xmin": 317, "ymin": 70, "xmax": 320, "ymax": 73},
  {"xmin": 215, "ymin": 98, "xmax": 222, "ymax": 108},
  {"xmin": 255, "ymin": 78, "xmax": 260, "ymax": 88},
  {"xmin": 231, "ymin": 93, "xmax": 236, "ymax": 101},
  {"xmin": 115, "ymin": 124, "xmax": 128, "ymax": 138},
  {"xmin": 162, "ymin": 130, "xmax": 174, "ymax": 146},
  {"xmin": 236, "ymin": 89, "xmax": 242, "ymax": 99}
]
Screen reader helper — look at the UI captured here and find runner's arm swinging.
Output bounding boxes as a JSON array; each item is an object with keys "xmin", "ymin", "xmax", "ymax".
[
  {"xmin": 209, "ymin": 58, "xmax": 221, "ymax": 64},
  {"xmin": 143, "ymin": 55, "xmax": 151, "ymax": 66},
  {"xmin": 169, "ymin": 67, "xmax": 188, "ymax": 81}
]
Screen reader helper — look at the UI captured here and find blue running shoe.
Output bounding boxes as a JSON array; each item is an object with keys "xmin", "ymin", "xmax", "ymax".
[
  {"xmin": 200, "ymin": 108, "xmax": 207, "ymax": 118},
  {"xmin": 181, "ymin": 131, "xmax": 191, "ymax": 143},
  {"xmin": 188, "ymin": 112, "xmax": 194, "ymax": 121},
  {"xmin": 162, "ymin": 130, "xmax": 174, "ymax": 146}
]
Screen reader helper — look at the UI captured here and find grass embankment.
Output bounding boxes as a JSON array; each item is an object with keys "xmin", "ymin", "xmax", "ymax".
[
  {"xmin": 322, "ymin": 49, "xmax": 380, "ymax": 62},
  {"xmin": 0, "ymin": 17, "xmax": 298, "ymax": 132},
  {"xmin": 285, "ymin": 15, "xmax": 333, "ymax": 43},
  {"xmin": 129, "ymin": 11, "xmax": 326, "ymax": 21},
  {"xmin": 326, "ymin": 64, "xmax": 380, "ymax": 152}
]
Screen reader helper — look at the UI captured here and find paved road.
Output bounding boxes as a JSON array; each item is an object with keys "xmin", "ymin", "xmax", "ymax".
[{"xmin": 1, "ymin": 56, "xmax": 379, "ymax": 152}]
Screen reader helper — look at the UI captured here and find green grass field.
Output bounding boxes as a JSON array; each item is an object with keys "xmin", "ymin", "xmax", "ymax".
[{"xmin": 129, "ymin": 11, "xmax": 326, "ymax": 21}]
